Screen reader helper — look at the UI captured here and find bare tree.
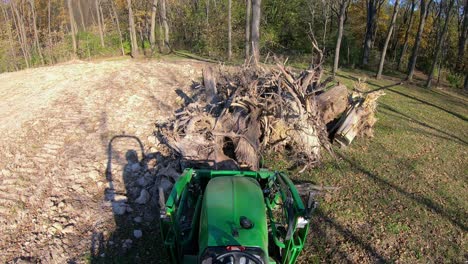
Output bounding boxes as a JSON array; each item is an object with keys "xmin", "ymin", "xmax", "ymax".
[
  {"xmin": 127, "ymin": 0, "xmax": 139, "ymax": 57},
  {"xmin": 206, "ymin": 0, "xmax": 210, "ymax": 25},
  {"xmin": 96, "ymin": 0, "xmax": 105, "ymax": 47},
  {"xmin": 407, "ymin": 0, "xmax": 433, "ymax": 81},
  {"xmin": 251, "ymin": 0, "xmax": 261, "ymax": 65},
  {"xmin": 228, "ymin": 0, "xmax": 232, "ymax": 60},
  {"xmin": 66, "ymin": 0, "xmax": 77, "ymax": 55},
  {"xmin": 245, "ymin": 0, "xmax": 252, "ymax": 61},
  {"xmin": 150, "ymin": 0, "xmax": 158, "ymax": 52},
  {"xmin": 376, "ymin": 0, "xmax": 400, "ymax": 79},
  {"xmin": 362, "ymin": 0, "xmax": 385, "ymax": 66},
  {"xmin": 99, "ymin": 1, "xmax": 106, "ymax": 32},
  {"xmin": 12, "ymin": 0, "xmax": 31, "ymax": 67},
  {"xmin": 332, "ymin": 0, "xmax": 351, "ymax": 78},
  {"xmin": 110, "ymin": 0, "xmax": 125, "ymax": 55},
  {"xmin": 322, "ymin": 0, "xmax": 330, "ymax": 50},
  {"xmin": 1, "ymin": 4, "xmax": 19, "ymax": 70},
  {"xmin": 426, "ymin": 0, "xmax": 455, "ymax": 88},
  {"xmin": 29, "ymin": 0, "xmax": 44, "ymax": 65},
  {"xmin": 159, "ymin": 0, "xmax": 170, "ymax": 52},
  {"xmin": 78, "ymin": 0, "xmax": 86, "ymax": 30},
  {"xmin": 397, "ymin": 0, "xmax": 416, "ymax": 71}
]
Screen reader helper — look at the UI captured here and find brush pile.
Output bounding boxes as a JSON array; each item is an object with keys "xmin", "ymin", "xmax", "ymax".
[{"xmin": 156, "ymin": 64, "xmax": 383, "ymax": 171}]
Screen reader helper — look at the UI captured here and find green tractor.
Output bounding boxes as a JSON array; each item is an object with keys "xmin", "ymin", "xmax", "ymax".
[{"xmin": 159, "ymin": 169, "xmax": 316, "ymax": 264}]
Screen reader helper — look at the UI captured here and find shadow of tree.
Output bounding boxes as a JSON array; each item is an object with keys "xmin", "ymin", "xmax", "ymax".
[
  {"xmin": 334, "ymin": 72, "xmax": 468, "ymax": 122},
  {"xmin": 337, "ymin": 153, "xmax": 467, "ymax": 232},
  {"xmin": 385, "ymin": 88, "xmax": 468, "ymax": 122},
  {"xmin": 379, "ymin": 103, "xmax": 468, "ymax": 145},
  {"xmin": 302, "ymin": 206, "xmax": 388, "ymax": 263}
]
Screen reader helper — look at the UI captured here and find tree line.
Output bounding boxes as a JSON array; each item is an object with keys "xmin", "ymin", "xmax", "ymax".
[{"xmin": 0, "ymin": 0, "xmax": 466, "ymax": 90}]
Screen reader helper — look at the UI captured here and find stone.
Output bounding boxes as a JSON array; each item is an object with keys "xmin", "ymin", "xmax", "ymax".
[
  {"xmin": 133, "ymin": 216, "xmax": 142, "ymax": 223},
  {"xmin": 62, "ymin": 225, "xmax": 75, "ymax": 234},
  {"xmin": 135, "ymin": 189, "xmax": 150, "ymax": 205},
  {"xmin": 160, "ymin": 178, "xmax": 174, "ymax": 193},
  {"xmin": 130, "ymin": 163, "xmax": 141, "ymax": 173},
  {"xmin": 136, "ymin": 173, "xmax": 154, "ymax": 187},
  {"xmin": 52, "ymin": 223, "xmax": 63, "ymax": 232},
  {"xmin": 113, "ymin": 195, "xmax": 128, "ymax": 203},
  {"xmin": 112, "ymin": 202, "xmax": 127, "ymax": 215},
  {"xmin": 143, "ymin": 211, "xmax": 156, "ymax": 222},
  {"xmin": 1, "ymin": 169, "xmax": 11, "ymax": 177},
  {"xmin": 122, "ymin": 239, "xmax": 133, "ymax": 250},
  {"xmin": 89, "ymin": 170, "xmax": 100, "ymax": 180},
  {"xmin": 128, "ymin": 187, "xmax": 141, "ymax": 199},
  {"xmin": 158, "ymin": 166, "xmax": 180, "ymax": 181},
  {"xmin": 133, "ymin": 230, "xmax": 142, "ymax": 239}
]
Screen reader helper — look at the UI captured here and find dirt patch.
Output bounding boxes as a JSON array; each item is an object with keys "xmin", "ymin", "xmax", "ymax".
[{"xmin": 0, "ymin": 58, "xmax": 206, "ymax": 262}]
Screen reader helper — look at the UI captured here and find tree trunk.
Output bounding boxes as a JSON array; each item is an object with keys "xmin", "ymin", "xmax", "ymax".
[
  {"xmin": 376, "ymin": 0, "xmax": 400, "ymax": 79},
  {"xmin": 456, "ymin": 0, "xmax": 468, "ymax": 71},
  {"xmin": 12, "ymin": 1, "xmax": 31, "ymax": 67},
  {"xmin": 464, "ymin": 72, "xmax": 468, "ymax": 91},
  {"xmin": 228, "ymin": 0, "xmax": 232, "ymax": 60},
  {"xmin": 426, "ymin": 0, "xmax": 455, "ymax": 88},
  {"xmin": 48, "ymin": 0, "xmax": 53, "ymax": 56},
  {"xmin": 66, "ymin": 0, "xmax": 77, "ymax": 55},
  {"xmin": 245, "ymin": 0, "xmax": 252, "ymax": 61},
  {"xmin": 29, "ymin": 0, "xmax": 44, "ymax": 65},
  {"xmin": 397, "ymin": 0, "xmax": 415, "ymax": 71},
  {"xmin": 206, "ymin": 0, "xmax": 210, "ymax": 25},
  {"xmin": 127, "ymin": 0, "xmax": 139, "ymax": 57},
  {"xmin": 1, "ymin": 4, "xmax": 19, "ymax": 71},
  {"xmin": 160, "ymin": 0, "xmax": 170, "ymax": 52},
  {"xmin": 251, "ymin": 0, "xmax": 261, "ymax": 66},
  {"xmin": 78, "ymin": 0, "xmax": 86, "ymax": 30},
  {"xmin": 322, "ymin": 2, "xmax": 329, "ymax": 50},
  {"xmin": 150, "ymin": 0, "xmax": 158, "ymax": 52},
  {"xmin": 96, "ymin": 0, "xmax": 105, "ymax": 47},
  {"xmin": 407, "ymin": 0, "xmax": 431, "ymax": 81},
  {"xmin": 99, "ymin": 3, "xmax": 106, "ymax": 32},
  {"xmin": 316, "ymin": 84, "xmax": 349, "ymax": 124},
  {"xmin": 110, "ymin": 0, "xmax": 125, "ymax": 56},
  {"xmin": 332, "ymin": 0, "xmax": 349, "ymax": 78},
  {"xmin": 362, "ymin": 0, "xmax": 378, "ymax": 66}
]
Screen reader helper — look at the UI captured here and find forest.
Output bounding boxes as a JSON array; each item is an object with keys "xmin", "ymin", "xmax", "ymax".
[{"xmin": 0, "ymin": 0, "xmax": 467, "ymax": 90}]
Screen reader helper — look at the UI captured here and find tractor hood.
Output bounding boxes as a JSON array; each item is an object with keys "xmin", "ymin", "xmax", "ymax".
[{"xmin": 199, "ymin": 176, "xmax": 268, "ymax": 253}]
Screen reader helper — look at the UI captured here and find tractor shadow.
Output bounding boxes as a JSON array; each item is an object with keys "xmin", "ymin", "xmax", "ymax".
[{"xmin": 89, "ymin": 135, "xmax": 169, "ymax": 263}]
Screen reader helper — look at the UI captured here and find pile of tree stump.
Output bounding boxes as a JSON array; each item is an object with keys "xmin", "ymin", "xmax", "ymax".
[{"xmin": 156, "ymin": 63, "xmax": 384, "ymax": 171}]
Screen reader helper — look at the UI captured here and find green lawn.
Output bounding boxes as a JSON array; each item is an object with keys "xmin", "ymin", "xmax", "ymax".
[{"xmin": 288, "ymin": 68, "xmax": 467, "ymax": 263}]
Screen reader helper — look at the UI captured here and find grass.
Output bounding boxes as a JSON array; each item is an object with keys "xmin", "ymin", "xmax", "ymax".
[{"xmin": 277, "ymin": 68, "xmax": 468, "ymax": 263}]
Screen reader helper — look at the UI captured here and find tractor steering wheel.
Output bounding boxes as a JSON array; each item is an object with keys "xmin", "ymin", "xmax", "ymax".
[{"xmin": 214, "ymin": 251, "xmax": 263, "ymax": 264}]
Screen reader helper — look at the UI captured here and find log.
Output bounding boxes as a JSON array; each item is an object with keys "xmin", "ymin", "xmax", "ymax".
[
  {"xmin": 334, "ymin": 106, "xmax": 362, "ymax": 146},
  {"xmin": 203, "ymin": 66, "xmax": 217, "ymax": 103},
  {"xmin": 316, "ymin": 84, "xmax": 349, "ymax": 124}
]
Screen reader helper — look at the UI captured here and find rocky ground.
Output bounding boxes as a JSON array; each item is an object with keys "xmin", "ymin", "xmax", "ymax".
[{"xmin": 0, "ymin": 58, "xmax": 206, "ymax": 263}]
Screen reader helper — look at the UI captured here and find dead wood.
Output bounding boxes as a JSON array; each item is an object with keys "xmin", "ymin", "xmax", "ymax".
[
  {"xmin": 156, "ymin": 63, "xmax": 384, "ymax": 172},
  {"xmin": 316, "ymin": 84, "xmax": 349, "ymax": 124}
]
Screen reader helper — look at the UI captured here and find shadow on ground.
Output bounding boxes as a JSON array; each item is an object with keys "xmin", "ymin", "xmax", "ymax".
[{"xmin": 89, "ymin": 135, "xmax": 168, "ymax": 263}]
